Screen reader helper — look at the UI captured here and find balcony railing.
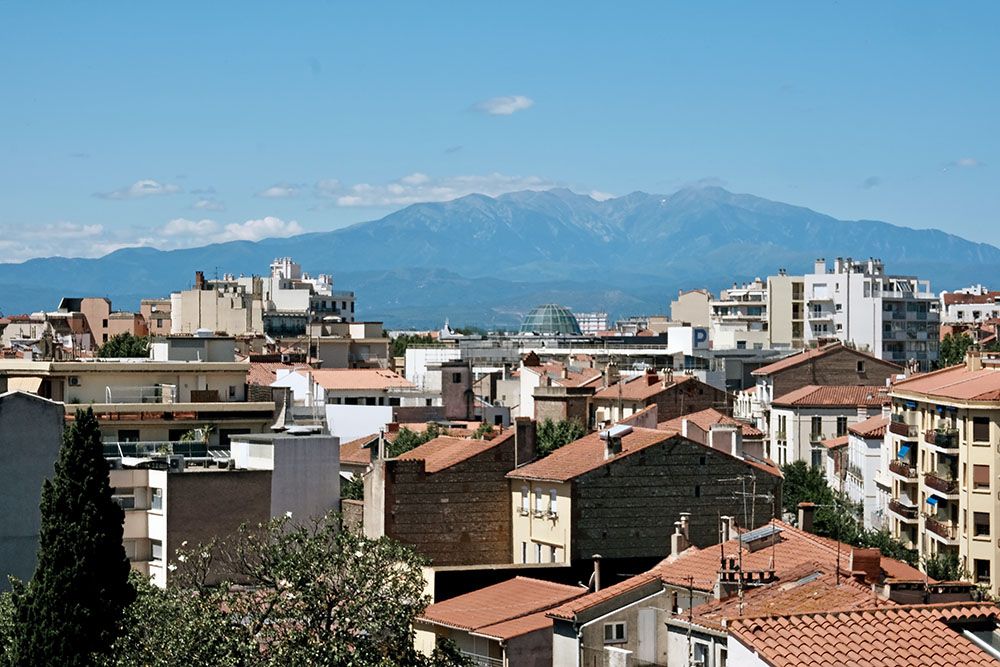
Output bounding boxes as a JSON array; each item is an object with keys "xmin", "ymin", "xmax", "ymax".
[
  {"xmin": 889, "ymin": 459, "xmax": 917, "ymax": 479},
  {"xmin": 889, "ymin": 421, "xmax": 919, "ymax": 438},
  {"xmin": 104, "ymin": 385, "xmax": 177, "ymax": 404},
  {"xmin": 103, "ymin": 440, "xmax": 211, "ymax": 458},
  {"xmin": 809, "ymin": 432, "xmax": 825, "ymax": 443},
  {"xmin": 888, "ymin": 499, "xmax": 918, "ymax": 520},
  {"xmin": 925, "ymin": 471, "xmax": 959, "ymax": 495},
  {"xmin": 460, "ymin": 652, "xmax": 503, "ymax": 667},
  {"xmin": 925, "ymin": 429, "xmax": 959, "ymax": 449},
  {"xmin": 926, "ymin": 517, "xmax": 957, "ymax": 541}
]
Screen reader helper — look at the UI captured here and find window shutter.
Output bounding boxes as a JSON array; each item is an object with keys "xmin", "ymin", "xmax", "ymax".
[{"xmin": 974, "ymin": 464, "xmax": 991, "ymax": 487}]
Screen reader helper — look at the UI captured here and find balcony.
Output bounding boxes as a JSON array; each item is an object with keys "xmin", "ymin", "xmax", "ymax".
[
  {"xmin": 889, "ymin": 459, "xmax": 917, "ymax": 480},
  {"xmin": 889, "ymin": 421, "xmax": 919, "ymax": 438},
  {"xmin": 460, "ymin": 653, "xmax": 503, "ymax": 667},
  {"xmin": 925, "ymin": 517, "xmax": 958, "ymax": 543},
  {"xmin": 809, "ymin": 432, "xmax": 825, "ymax": 444},
  {"xmin": 924, "ymin": 471, "xmax": 959, "ymax": 495},
  {"xmin": 103, "ymin": 440, "xmax": 212, "ymax": 459},
  {"xmin": 887, "ymin": 499, "xmax": 918, "ymax": 522},
  {"xmin": 104, "ymin": 384, "xmax": 177, "ymax": 404},
  {"xmin": 924, "ymin": 429, "xmax": 959, "ymax": 450}
]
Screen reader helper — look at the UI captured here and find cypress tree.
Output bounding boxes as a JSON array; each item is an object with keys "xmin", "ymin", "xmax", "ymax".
[{"xmin": 13, "ymin": 408, "xmax": 136, "ymax": 666}]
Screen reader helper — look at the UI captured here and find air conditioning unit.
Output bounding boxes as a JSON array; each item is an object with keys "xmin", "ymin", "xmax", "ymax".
[
  {"xmin": 68, "ymin": 376, "xmax": 80, "ymax": 386},
  {"xmin": 166, "ymin": 454, "xmax": 186, "ymax": 473}
]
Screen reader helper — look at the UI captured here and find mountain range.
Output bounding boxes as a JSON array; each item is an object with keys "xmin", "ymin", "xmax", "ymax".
[{"xmin": 1, "ymin": 186, "xmax": 997, "ymax": 329}]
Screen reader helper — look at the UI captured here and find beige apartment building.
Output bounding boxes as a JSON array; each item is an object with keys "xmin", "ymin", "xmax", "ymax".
[{"xmin": 886, "ymin": 351, "xmax": 1000, "ymax": 595}]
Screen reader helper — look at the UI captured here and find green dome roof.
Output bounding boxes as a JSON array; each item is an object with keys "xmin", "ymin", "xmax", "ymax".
[{"xmin": 519, "ymin": 304, "xmax": 582, "ymax": 335}]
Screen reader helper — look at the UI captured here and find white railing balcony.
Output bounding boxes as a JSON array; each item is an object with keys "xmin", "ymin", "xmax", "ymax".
[
  {"xmin": 460, "ymin": 652, "xmax": 503, "ymax": 667},
  {"xmin": 104, "ymin": 384, "xmax": 177, "ymax": 404}
]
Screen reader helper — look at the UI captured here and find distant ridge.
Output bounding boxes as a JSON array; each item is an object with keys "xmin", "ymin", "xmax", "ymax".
[{"xmin": 1, "ymin": 187, "xmax": 997, "ymax": 328}]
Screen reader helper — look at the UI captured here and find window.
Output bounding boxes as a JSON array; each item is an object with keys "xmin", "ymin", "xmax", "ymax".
[
  {"xmin": 534, "ymin": 543, "xmax": 542, "ymax": 563},
  {"xmin": 521, "ymin": 542, "xmax": 527, "ymax": 563},
  {"xmin": 694, "ymin": 643, "xmax": 710, "ymax": 666},
  {"xmin": 699, "ymin": 455, "xmax": 706, "ymax": 466},
  {"xmin": 974, "ymin": 464, "xmax": 991, "ymax": 490},
  {"xmin": 836, "ymin": 416, "xmax": 848, "ymax": 437},
  {"xmin": 534, "ymin": 488, "xmax": 543, "ymax": 512},
  {"xmin": 151, "ymin": 487, "xmax": 163, "ymax": 511},
  {"xmin": 973, "ymin": 417, "xmax": 991, "ymax": 442},
  {"xmin": 694, "ymin": 485, "xmax": 701, "ymax": 497},
  {"xmin": 550, "ymin": 545, "xmax": 558, "ymax": 563},
  {"xmin": 811, "ymin": 416, "xmax": 823, "ymax": 439},
  {"xmin": 975, "ymin": 559, "xmax": 991, "ymax": 585},
  {"xmin": 520, "ymin": 486, "xmax": 529, "ymax": 513},
  {"xmin": 151, "ymin": 540, "xmax": 163, "ymax": 563},
  {"xmin": 118, "ymin": 429, "xmax": 140, "ymax": 442},
  {"xmin": 549, "ymin": 489, "xmax": 558, "ymax": 515},
  {"xmin": 451, "ymin": 372, "xmax": 463, "ymax": 384},
  {"xmin": 112, "ymin": 488, "xmax": 136, "ymax": 510},
  {"xmin": 856, "ymin": 360, "xmax": 865, "ymax": 373},
  {"xmin": 228, "ymin": 385, "xmax": 237, "ymax": 399},
  {"xmin": 603, "ymin": 622, "xmax": 626, "ymax": 644},
  {"xmin": 974, "ymin": 512, "xmax": 990, "ymax": 537}
]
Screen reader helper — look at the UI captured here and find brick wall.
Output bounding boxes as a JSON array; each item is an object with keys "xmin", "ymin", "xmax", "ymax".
[
  {"xmin": 382, "ymin": 436, "xmax": 516, "ymax": 566},
  {"xmin": 570, "ymin": 436, "xmax": 781, "ymax": 561},
  {"xmin": 653, "ymin": 379, "xmax": 730, "ymax": 422},
  {"xmin": 771, "ymin": 348, "xmax": 900, "ymax": 399}
]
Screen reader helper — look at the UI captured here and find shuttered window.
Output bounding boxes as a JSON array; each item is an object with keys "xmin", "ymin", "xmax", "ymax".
[{"xmin": 973, "ymin": 464, "xmax": 991, "ymax": 490}]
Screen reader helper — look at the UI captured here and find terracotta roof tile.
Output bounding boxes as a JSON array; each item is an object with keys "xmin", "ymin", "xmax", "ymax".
[
  {"xmin": 396, "ymin": 432, "xmax": 513, "ymax": 473},
  {"xmin": 309, "ymin": 368, "xmax": 414, "ymax": 391},
  {"xmin": 417, "ymin": 576, "xmax": 585, "ymax": 633},
  {"xmin": 848, "ymin": 414, "xmax": 889, "ymax": 438},
  {"xmin": 893, "ymin": 363, "xmax": 1000, "ymax": 402},
  {"xmin": 246, "ymin": 361, "xmax": 306, "ymax": 387},
  {"xmin": 506, "ymin": 427, "xmax": 674, "ymax": 482},
  {"xmin": 339, "ymin": 433, "xmax": 376, "ymax": 465},
  {"xmin": 658, "ymin": 408, "xmax": 764, "ymax": 438},
  {"xmin": 820, "ymin": 435, "xmax": 849, "ymax": 449},
  {"xmin": 752, "ymin": 342, "xmax": 900, "ymax": 377},
  {"xmin": 592, "ymin": 372, "xmax": 696, "ymax": 403},
  {"xmin": 472, "ymin": 610, "xmax": 555, "ymax": 641},
  {"xmin": 547, "ymin": 573, "xmax": 661, "ymax": 621},
  {"xmin": 772, "ymin": 385, "xmax": 889, "ymax": 408},
  {"xmin": 729, "ymin": 602, "xmax": 1000, "ymax": 666}
]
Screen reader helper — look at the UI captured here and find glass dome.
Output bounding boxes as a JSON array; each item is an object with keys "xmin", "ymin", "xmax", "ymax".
[{"xmin": 519, "ymin": 304, "xmax": 582, "ymax": 335}]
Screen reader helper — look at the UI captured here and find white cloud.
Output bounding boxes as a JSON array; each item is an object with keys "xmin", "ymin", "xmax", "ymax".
[
  {"xmin": 333, "ymin": 172, "xmax": 561, "ymax": 207},
  {"xmin": 220, "ymin": 217, "xmax": 303, "ymax": 242},
  {"xmin": 96, "ymin": 179, "xmax": 182, "ymax": 200},
  {"xmin": 589, "ymin": 190, "xmax": 616, "ymax": 201},
  {"xmin": 473, "ymin": 95, "xmax": 534, "ymax": 116},
  {"xmin": 314, "ymin": 179, "xmax": 341, "ymax": 198},
  {"xmin": 193, "ymin": 198, "xmax": 226, "ymax": 211},
  {"xmin": 161, "ymin": 218, "xmax": 220, "ymax": 237},
  {"xmin": 21, "ymin": 222, "xmax": 105, "ymax": 239},
  {"xmin": 953, "ymin": 157, "xmax": 983, "ymax": 168},
  {"xmin": 256, "ymin": 183, "xmax": 302, "ymax": 198}
]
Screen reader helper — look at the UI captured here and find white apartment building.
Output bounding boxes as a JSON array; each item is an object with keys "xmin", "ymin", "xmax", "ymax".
[
  {"xmin": 940, "ymin": 286, "xmax": 1000, "ymax": 324},
  {"xmin": 802, "ymin": 258, "xmax": 940, "ymax": 370},
  {"xmin": 574, "ymin": 311, "xmax": 608, "ymax": 336},
  {"xmin": 844, "ymin": 414, "xmax": 890, "ymax": 530},
  {"xmin": 710, "ymin": 278, "xmax": 770, "ymax": 350}
]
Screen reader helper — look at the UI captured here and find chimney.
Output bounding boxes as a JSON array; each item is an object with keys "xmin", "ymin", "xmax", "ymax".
[
  {"xmin": 681, "ymin": 418, "xmax": 689, "ymax": 439},
  {"xmin": 720, "ymin": 515, "xmax": 734, "ymax": 543},
  {"xmin": 849, "ymin": 547, "xmax": 882, "ymax": 584},
  {"xmin": 797, "ymin": 502, "xmax": 816, "ymax": 533},
  {"xmin": 514, "ymin": 417, "xmax": 537, "ymax": 468},
  {"xmin": 709, "ymin": 423, "xmax": 741, "ymax": 458},
  {"xmin": 671, "ymin": 521, "xmax": 689, "ymax": 555},
  {"xmin": 814, "ymin": 258, "xmax": 826, "ymax": 275},
  {"xmin": 857, "ymin": 405, "xmax": 868, "ymax": 420},
  {"xmin": 967, "ymin": 349, "xmax": 983, "ymax": 372},
  {"xmin": 386, "ymin": 422, "xmax": 400, "ymax": 434},
  {"xmin": 195, "ymin": 270, "xmax": 206, "ymax": 290},
  {"xmin": 646, "ymin": 368, "xmax": 658, "ymax": 386},
  {"xmin": 592, "ymin": 554, "xmax": 603, "ymax": 592},
  {"xmin": 679, "ymin": 512, "xmax": 691, "ymax": 540}
]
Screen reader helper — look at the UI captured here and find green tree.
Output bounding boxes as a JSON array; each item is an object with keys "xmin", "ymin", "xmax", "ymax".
[
  {"xmin": 937, "ymin": 333, "xmax": 973, "ymax": 368},
  {"xmin": 12, "ymin": 408, "xmax": 136, "ymax": 666},
  {"xmin": 97, "ymin": 333, "xmax": 149, "ymax": 358},
  {"xmin": 536, "ymin": 418, "xmax": 587, "ymax": 457},
  {"xmin": 923, "ymin": 552, "xmax": 969, "ymax": 582},
  {"xmin": 341, "ymin": 474, "xmax": 364, "ymax": 500},
  {"xmin": 471, "ymin": 422, "xmax": 495, "ymax": 440},
  {"xmin": 389, "ymin": 334, "xmax": 442, "ymax": 358},
  {"xmin": 0, "ymin": 590, "xmax": 15, "ymax": 667},
  {"xmin": 386, "ymin": 423, "xmax": 446, "ymax": 458}
]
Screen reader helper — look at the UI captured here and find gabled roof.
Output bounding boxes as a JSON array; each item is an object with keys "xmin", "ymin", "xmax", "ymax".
[
  {"xmin": 247, "ymin": 361, "xmax": 305, "ymax": 387},
  {"xmin": 547, "ymin": 572, "xmax": 662, "ymax": 622},
  {"xmin": 522, "ymin": 361, "xmax": 602, "ymax": 388},
  {"xmin": 771, "ymin": 385, "xmax": 888, "ymax": 408},
  {"xmin": 506, "ymin": 427, "xmax": 675, "ymax": 482},
  {"xmin": 729, "ymin": 602, "xmax": 1000, "ymax": 667},
  {"xmin": 658, "ymin": 408, "xmax": 764, "ymax": 438},
  {"xmin": 339, "ymin": 423, "xmax": 483, "ymax": 467},
  {"xmin": 892, "ymin": 362, "xmax": 1000, "ymax": 403},
  {"xmin": 417, "ymin": 576, "xmax": 585, "ymax": 636},
  {"xmin": 591, "ymin": 372, "xmax": 696, "ymax": 403},
  {"xmin": 395, "ymin": 432, "xmax": 513, "ymax": 474},
  {"xmin": 848, "ymin": 414, "xmax": 889, "ymax": 438},
  {"xmin": 820, "ymin": 435, "xmax": 849, "ymax": 449},
  {"xmin": 309, "ymin": 368, "xmax": 414, "ymax": 391},
  {"xmin": 752, "ymin": 342, "xmax": 900, "ymax": 377}
]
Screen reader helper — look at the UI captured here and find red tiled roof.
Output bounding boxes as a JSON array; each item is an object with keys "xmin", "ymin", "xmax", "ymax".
[
  {"xmin": 820, "ymin": 435, "xmax": 849, "ymax": 449},
  {"xmin": 522, "ymin": 361, "xmax": 602, "ymax": 388},
  {"xmin": 309, "ymin": 368, "xmax": 414, "ymax": 391},
  {"xmin": 772, "ymin": 385, "xmax": 888, "ymax": 408},
  {"xmin": 339, "ymin": 433, "xmax": 376, "ymax": 466},
  {"xmin": 729, "ymin": 602, "xmax": 1000, "ymax": 666},
  {"xmin": 473, "ymin": 610, "xmax": 554, "ymax": 641},
  {"xmin": 849, "ymin": 414, "xmax": 889, "ymax": 438},
  {"xmin": 417, "ymin": 577, "xmax": 585, "ymax": 633},
  {"xmin": 592, "ymin": 372, "xmax": 696, "ymax": 402},
  {"xmin": 752, "ymin": 342, "xmax": 900, "ymax": 377},
  {"xmin": 506, "ymin": 427, "xmax": 674, "ymax": 482},
  {"xmin": 690, "ymin": 562, "xmax": 893, "ymax": 631},
  {"xmin": 942, "ymin": 291, "xmax": 1000, "ymax": 306},
  {"xmin": 893, "ymin": 363, "xmax": 1000, "ymax": 402},
  {"xmin": 547, "ymin": 572, "xmax": 661, "ymax": 621},
  {"xmin": 658, "ymin": 408, "xmax": 764, "ymax": 438},
  {"xmin": 396, "ymin": 432, "xmax": 513, "ymax": 473},
  {"xmin": 246, "ymin": 361, "xmax": 305, "ymax": 387},
  {"xmin": 651, "ymin": 520, "xmax": 925, "ymax": 593}
]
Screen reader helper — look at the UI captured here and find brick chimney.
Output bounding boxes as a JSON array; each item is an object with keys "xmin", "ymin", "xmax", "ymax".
[
  {"xmin": 849, "ymin": 547, "xmax": 882, "ymax": 584},
  {"xmin": 195, "ymin": 270, "xmax": 206, "ymax": 290},
  {"xmin": 967, "ymin": 349, "xmax": 983, "ymax": 372}
]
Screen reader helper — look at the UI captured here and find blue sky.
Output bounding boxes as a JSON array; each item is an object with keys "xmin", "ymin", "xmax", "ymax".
[{"xmin": 1, "ymin": 2, "xmax": 997, "ymax": 261}]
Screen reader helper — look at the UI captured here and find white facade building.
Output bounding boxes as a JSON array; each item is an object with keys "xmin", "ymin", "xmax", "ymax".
[{"xmin": 709, "ymin": 278, "xmax": 769, "ymax": 350}]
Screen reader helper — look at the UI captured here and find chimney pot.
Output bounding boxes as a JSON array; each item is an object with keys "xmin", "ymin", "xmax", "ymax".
[{"xmin": 797, "ymin": 502, "xmax": 816, "ymax": 533}]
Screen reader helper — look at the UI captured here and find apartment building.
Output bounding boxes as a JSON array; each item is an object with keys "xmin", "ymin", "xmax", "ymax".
[
  {"xmin": 710, "ymin": 278, "xmax": 770, "ymax": 350},
  {"xmin": 110, "ymin": 431, "xmax": 339, "ymax": 587},
  {"xmin": 769, "ymin": 384, "xmax": 887, "ymax": 467},
  {"xmin": 802, "ymin": 257, "xmax": 940, "ymax": 369},
  {"xmin": 766, "ymin": 270, "xmax": 806, "ymax": 349},
  {"xmin": 507, "ymin": 424, "xmax": 781, "ymax": 567},
  {"xmin": 886, "ymin": 351, "xmax": 1000, "ymax": 596},
  {"xmin": 844, "ymin": 414, "xmax": 890, "ymax": 530},
  {"xmin": 939, "ymin": 285, "xmax": 1000, "ymax": 324},
  {"xmin": 140, "ymin": 298, "xmax": 172, "ymax": 336},
  {"xmin": 670, "ymin": 288, "xmax": 713, "ymax": 327},
  {"xmin": 574, "ymin": 311, "xmax": 609, "ymax": 336}
]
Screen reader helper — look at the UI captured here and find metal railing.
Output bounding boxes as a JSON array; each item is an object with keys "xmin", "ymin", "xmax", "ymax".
[
  {"xmin": 889, "ymin": 459, "xmax": 917, "ymax": 479},
  {"xmin": 103, "ymin": 441, "xmax": 211, "ymax": 458},
  {"xmin": 889, "ymin": 420, "xmax": 919, "ymax": 438},
  {"xmin": 104, "ymin": 384, "xmax": 177, "ymax": 404},
  {"xmin": 926, "ymin": 517, "xmax": 957, "ymax": 540},
  {"xmin": 460, "ymin": 652, "xmax": 503, "ymax": 667},
  {"xmin": 925, "ymin": 471, "xmax": 959, "ymax": 494},
  {"xmin": 925, "ymin": 429, "xmax": 959, "ymax": 449},
  {"xmin": 887, "ymin": 499, "xmax": 918, "ymax": 520}
]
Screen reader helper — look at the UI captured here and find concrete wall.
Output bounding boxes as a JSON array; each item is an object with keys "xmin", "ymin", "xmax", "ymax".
[
  {"xmin": 0, "ymin": 392, "xmax": 65, "ymax": 590},
  {"xmin": 269, "ymin": 434, "xmax": 341, "ymax": 521},
  {"xmin": 511, "ymin": 481, "xmax": 572, "ymax": 564},
  {"xmin": 325, "ymin": 404, "xmax": 394, "ymax": 441}
]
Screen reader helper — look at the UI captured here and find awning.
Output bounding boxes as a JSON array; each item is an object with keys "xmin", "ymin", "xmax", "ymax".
[
  {"xmin": 897, "ymin": 444, "xmax": 911, "ymax": 459},
  {"xmin": 7, "ymin": 377, "xmax": 43, "ymax": 393},
  {"xmin": 926, "ymin": 496, "xmax": 939, "ymax": 506}
]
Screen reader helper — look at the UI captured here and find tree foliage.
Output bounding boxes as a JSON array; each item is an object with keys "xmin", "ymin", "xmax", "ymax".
[
  {"xmin": 536, "ymin": 418, "xmax": 587, "ymax": 457},
  {"xmin": 386, "ymin": 424, "xmax": 446, "ymax": 458},
  {"xmin": 389, "ymin": 334, "xmax": 442, "ymax": 358},
  {"xmin": 11, "ymin": 408, "xmax": 136, "ymax": 666},
  {"xmin": 923, "ymin": 552, "xmax": 969, "ymax": 582},
  {"xmin": 341, "ymin": 474, "xmax": 364, "ymax": 500},
  {"xmin": 97, "ymin": 333, "xmax": 149, "ymax": 358},
  {"xmin": 937, "ymin": 333, "xmax": 974, "ymax": 368},
  {"xmin": 471, "ymin": 422, "xmax": 495, "ymax": 440}
]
